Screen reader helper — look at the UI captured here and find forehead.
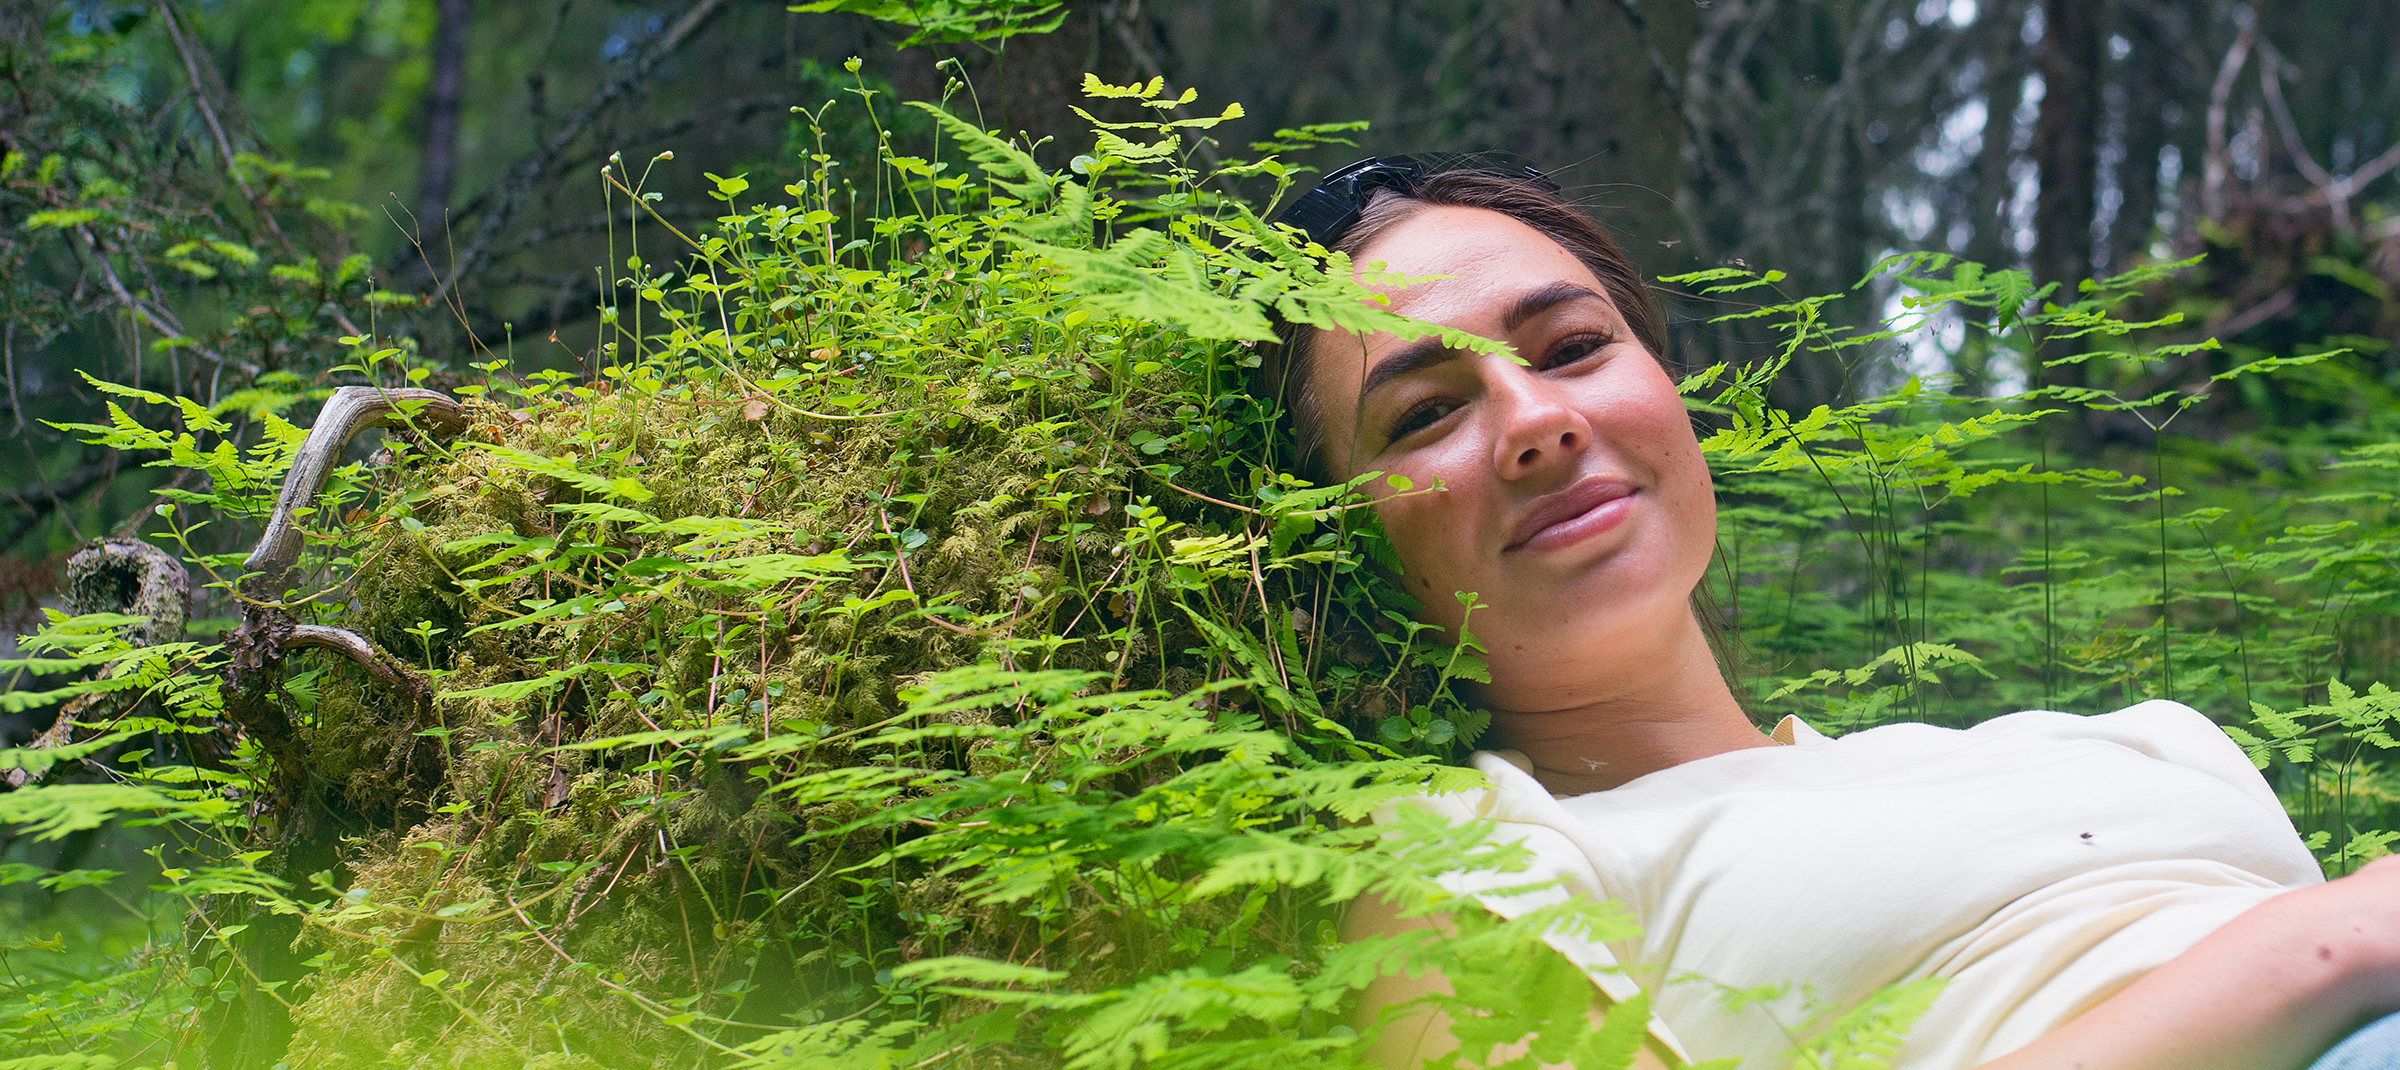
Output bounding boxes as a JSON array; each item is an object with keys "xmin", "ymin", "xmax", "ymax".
[{"xmin": 1348, "ymin": 205, "xmax": 1604, "ymax": 317}]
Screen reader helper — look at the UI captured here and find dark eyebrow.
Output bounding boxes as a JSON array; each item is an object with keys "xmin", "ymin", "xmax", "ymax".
[
  {"xmin": 1504, "ymin": 281, "xmax": 1603, "ymax": 331},
  {"xmin": 1359, "ymin": 337, "xmax": 1457, "ymax": 399},
  {"xmin": 1358, "ymin": 282, "xmax": 1608, "ymax": 400}
]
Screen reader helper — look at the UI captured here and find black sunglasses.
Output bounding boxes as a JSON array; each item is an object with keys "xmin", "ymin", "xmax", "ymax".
[{"xmin": 1270, "ymin": 154, "xmax": 1559, "ymax": 248}]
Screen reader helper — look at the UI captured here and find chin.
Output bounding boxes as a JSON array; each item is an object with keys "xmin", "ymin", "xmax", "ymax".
[
  {"xmin": 1479, "ymin": 591, "xmax": 1654, "ymax": 649},
  {"xmin": 1551, "ymin": 542, "xmax": 1683, "ymax": 600}
]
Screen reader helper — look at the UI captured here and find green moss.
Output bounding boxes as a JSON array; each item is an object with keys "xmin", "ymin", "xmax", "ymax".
[{"xmin": 42, "ymin": 85, "xmax": 1489, "ymax": 1069}]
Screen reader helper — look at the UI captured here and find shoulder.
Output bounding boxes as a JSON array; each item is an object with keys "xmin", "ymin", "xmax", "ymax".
[
  {"xmin": 1950, "ymin": 699, "xmax": 2285, "ymax": 814},
  {"xmin": 1960, "ymin": 698, "xmax": 2223, "ymax": 739},
  {"xmin": 1959, "ymin": 700, "xmax": 2245, "ymax": 763},
  {"xmin": 1778, "ymin": 701, "xmax": 2279, "ymax": 806},
  {"xmin": 1819, "ymin": 699, "xmax": 2241, "ymax": 761}
]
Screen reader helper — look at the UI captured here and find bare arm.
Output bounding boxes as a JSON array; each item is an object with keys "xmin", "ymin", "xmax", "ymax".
[
  {"xmin": 1343, "ymin": 892, "xmax": 1677, "ymax": 1070},
  {"xmin": 1976, "ymin": 855, "xmax": 2400, "ymax": 1070}
]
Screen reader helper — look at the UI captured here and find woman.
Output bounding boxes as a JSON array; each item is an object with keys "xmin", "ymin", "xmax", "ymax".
[{"xmin": 1264, "ymin": 157, "xmax": 2400, "ymax": 1069}]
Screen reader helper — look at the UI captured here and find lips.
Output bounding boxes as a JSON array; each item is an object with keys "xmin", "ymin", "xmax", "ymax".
[{"xmin": 1504, "ymin": 477, "xmax": 1635, "ymax": 552}]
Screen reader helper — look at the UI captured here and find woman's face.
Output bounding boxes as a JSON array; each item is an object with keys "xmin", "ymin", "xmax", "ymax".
[{"xmin": 1308, "ymin": 206, "xmax": 1718, "ymax": 709}]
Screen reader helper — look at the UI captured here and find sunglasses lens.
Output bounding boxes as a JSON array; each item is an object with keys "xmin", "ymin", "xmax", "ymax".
[{"xmin": 1276, "ymin": 184, "xmax": 1370, "ymax": 249}]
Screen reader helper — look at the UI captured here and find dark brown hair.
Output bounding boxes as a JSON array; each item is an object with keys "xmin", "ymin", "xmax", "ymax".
[{"xmin": 1258, "ymin": 170, "xmax": 1667, "ymax": 480}]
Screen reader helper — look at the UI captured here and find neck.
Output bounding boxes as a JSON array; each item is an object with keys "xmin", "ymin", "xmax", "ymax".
[{"xmin": 1481, "ymin": 612, "xmax": 1773, "ymax": 794}]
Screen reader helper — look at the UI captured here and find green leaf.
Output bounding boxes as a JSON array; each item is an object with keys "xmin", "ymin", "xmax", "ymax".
[
  {"xmin": 475, "ymin": 445, "xmax": 653, "ymax": 502},
  {"xmin": 789, "ymin": 0, "xmax": 1063, "ymax": 44},
  {"xmin": 0, "ymin": 730, "xmax": 138, "ymax": 774},
  {"xmin": 558, "ymin": 725, "xmax": 753, "ymax": 753},
  {"xmin": 1080, "ymin": 73, "xmax": 1166, "ymax": 100},
  {"xmin": 0, "ymin": 783, "xmax": 230, "ymax": 840},
  {"xmin": 892, "ymin": 956, "xmax": 1068, "ymax": 986},
  {"xmin": 1016, "ymin": 230, "xmax": 1273, "ymax": 341},
  {"xmin": 1783, "ymin": 977, "xmax": 1947, "ymax": 1069},
  {"xmin": 905, "ymin": 101, "xmax": 1052, "ymax": 203},
  {"xmin": 0, "ymin": 1055, "xmax": 123, "ymax": 1070},
  {"xmin": 24, "ymin": 208, "xmax": 100, "ymax": 230}
]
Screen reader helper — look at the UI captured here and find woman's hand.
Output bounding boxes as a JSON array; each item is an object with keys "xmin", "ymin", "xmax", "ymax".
[{"xmin": 1976, "ymin": 855, "xmax": 2400, "ymax": 1070}]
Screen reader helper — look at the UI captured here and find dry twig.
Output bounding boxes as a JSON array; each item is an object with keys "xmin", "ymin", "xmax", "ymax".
[{"xmin": 222, "ymin": 387, "xmax": 469, "ymax": 796}]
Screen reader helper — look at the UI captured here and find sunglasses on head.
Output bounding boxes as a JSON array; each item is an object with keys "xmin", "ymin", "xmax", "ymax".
[{"xmin": 1271, "ymin": 153, "xmax": 1559, "ymax": 248}]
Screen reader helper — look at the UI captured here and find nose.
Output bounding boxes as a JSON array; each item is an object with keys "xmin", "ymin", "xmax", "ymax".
[{"xmin": 1487, "ymin": 368, "xmax": 1591, "ymax": 481}]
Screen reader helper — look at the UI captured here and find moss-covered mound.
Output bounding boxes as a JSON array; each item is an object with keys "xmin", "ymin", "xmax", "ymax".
[{"xmin": 193, "ymin": 94, "xmax": 1489, "ymax": 1069}]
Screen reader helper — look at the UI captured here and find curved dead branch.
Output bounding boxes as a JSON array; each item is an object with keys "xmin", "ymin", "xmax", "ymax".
[
  {"xmin": 241, "ymin": 386, "xmax": 468, "ymax": 602},
  {"xmin": 225, "ymin": 387, "xmax": 467, "ymax": 786},
  {"xmin": 282, "ymin": 625, "xmax": 430, "ymax": 696}
]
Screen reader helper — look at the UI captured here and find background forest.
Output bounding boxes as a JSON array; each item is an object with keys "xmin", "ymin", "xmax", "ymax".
[{"xmin": 2, "ymin": 0, "xmax": 2397, "ymax": 1067}]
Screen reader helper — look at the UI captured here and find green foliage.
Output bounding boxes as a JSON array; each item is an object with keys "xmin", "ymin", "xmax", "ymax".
[
  {"xmin": 788, "ymin": 0, "xmax": 1067, "ymax": 46},
  {"xmin": 0, "ymin": 73, "xmax": 1570, "ymax": 1069},
  {"xmin": 1, "ymin": 6, "xmax": 402, "ymax": 477},
  {"xmin": 1783, "ymin": 979, "xmax": 1947, "ymax": 1070},
  {"xmin": 2, "ymin": 61, "xmax": 2395, "ymax": 1070},
  {"xmin": 0, "ymin": 783, "xmax": 225, "ymax": 841}
]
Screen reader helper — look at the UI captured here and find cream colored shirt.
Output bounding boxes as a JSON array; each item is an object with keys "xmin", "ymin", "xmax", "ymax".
[{"xmin": 1403, "ymin": 700, "xmax": 2324, "ymax": 1069}]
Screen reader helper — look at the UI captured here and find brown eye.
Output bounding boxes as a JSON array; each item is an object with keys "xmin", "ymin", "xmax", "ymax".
[
  {"xmin": 1544, "ymin": 333, "xmax": 1612, "ymax": 369},
  {"xmin": 1389, "ymin": 399, "xmax": 1459, "ymax": 440}
]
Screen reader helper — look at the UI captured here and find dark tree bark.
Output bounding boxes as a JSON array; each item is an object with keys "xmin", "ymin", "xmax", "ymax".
[
  {"xmin": 2107, "ymin": 1, "xmax": 2175, "ymax": 275},
  {"xmin": 880, "ymin": 6, "xmax": 1105, "ymax": 175},
  {"xmin": 1954, "ymin": 0, "xmax": 2031, "ymax": 398},
  {"xmin": 2032, "ymin": 0, "xmax": 2106, "ymax": 428},
  {"xmin": 1967, "ymin": 0, "xmax": 2028, "ymax": 273},
  {"xmin": 2033, "ymin": 0, "xmax": 2104, "ymax": 307},
  {"xmin": 418, "ymin": 0, "xmax": 471, "ymax": 239}
]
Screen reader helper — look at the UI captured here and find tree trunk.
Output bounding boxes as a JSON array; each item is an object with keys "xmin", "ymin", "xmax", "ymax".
[
  {"xmin": 2033, "ymin": 0, "xmax": 2103, "ymax": 293},
  {"xmin": 2033, "ymin": 0, "xmax": 2104, "ymax": 406},
  {"xmin": 418, "ymin": 0, "xmax": 470, "ymax": 239},
  {"xmin": 1968, "ymin": 0, "xmax": 2028, "ymax": 272},
  {"xmin": 2107, "ymin": 1, "xmax": 2172, "ymax": 276},
  {"xmin": 1959, "ymin": 0, "xmax": 2030, "ymax": 398}
]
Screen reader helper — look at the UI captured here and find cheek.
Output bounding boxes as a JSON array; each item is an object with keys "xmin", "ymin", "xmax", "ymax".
[
  {"xmin": 1630, "ymin": 397, "xmax": 1718, "ymax": 559},
  {"xmin": 1372, "ymin": 494, "xmax": 1450, "ymax": 580},
  {"xmin": 1585, "ymin": 367, "xmax": 1715, "ymax": 535},
  {"xmin": 1599, "ymin": 370, "xmax": 1705, "ymax": 476},
  {"xmin": 1369, "ymin": 486, "xmax": 1479, "ymax": 618},
  {"xmin": 1376, "ymin": 432, "xmax": 1490, "ymax": 540},
  {"xmin": 1648, "ymin": 416, "xmax": 1711, "ymax": 497}
]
